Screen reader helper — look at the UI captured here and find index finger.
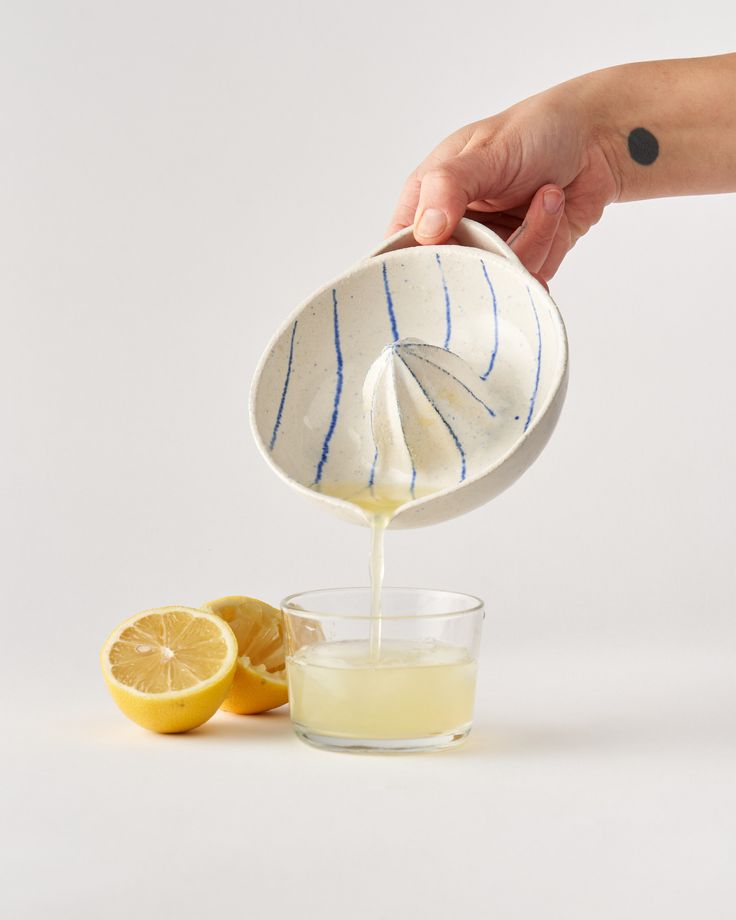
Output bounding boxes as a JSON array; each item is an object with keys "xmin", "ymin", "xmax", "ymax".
[
  {"xmin": 386, "ymin": 173, "xmax": 421, "ymax": 237},
  {"xmin": 385, "ymin": 127, "xmax": 474, "ymax": 237}
]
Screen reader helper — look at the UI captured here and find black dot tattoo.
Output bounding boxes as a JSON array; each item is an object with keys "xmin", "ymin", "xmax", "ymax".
[{"xmin": 628, "ymin": 127, "xmax": 659, "ymax": 166}]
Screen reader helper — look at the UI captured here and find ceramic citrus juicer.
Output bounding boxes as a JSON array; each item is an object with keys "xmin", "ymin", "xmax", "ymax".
[{"xmin": 250, "ymin": 218, "xmax": 568, "ymax": 529}]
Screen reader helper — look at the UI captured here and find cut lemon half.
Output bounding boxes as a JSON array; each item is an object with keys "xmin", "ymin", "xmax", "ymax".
[
  {"xmin": 101, "ymin": 606, "xmax": 238, "ymax": 733},
  {"xmin": 202, "ymin": 596, "xmax": 288, "ymax": 714}
]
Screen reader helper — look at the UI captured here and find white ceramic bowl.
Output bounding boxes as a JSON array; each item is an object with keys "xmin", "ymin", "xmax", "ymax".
[{"xmin": 250, "ymin": 219, "xmax": 568, "ymax": 529}]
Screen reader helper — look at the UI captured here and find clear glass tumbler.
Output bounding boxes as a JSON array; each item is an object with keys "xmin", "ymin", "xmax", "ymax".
[{"xmin": 281, "ymin": 587, "xmax": 484, "ymax": 753}]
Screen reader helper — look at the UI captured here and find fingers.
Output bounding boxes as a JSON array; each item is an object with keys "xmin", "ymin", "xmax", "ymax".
[
  {"xmin": 462, "ymin": 210, "xmax": 523, "ymax": 240},
  {"xmin": 386, "ymin": 174, "xmax": 422, "ymax": 237},
  {"xmin": 506, "ymin": 184, "xmax": 565, "ymax": 277},
  {"xmin": 412, "ymin": 151, "xmax": 487, "ymax": 244},
  {"xmin": 538, "ymin": 212, "xmax": 572, "ymax": 281},
  {"xmin": 387, "ymin": 126, "xmax": 478, "ymax": 239},
  {"xmin": 388, "ymin": 172, "xmax": 570, "ymax": 281}
]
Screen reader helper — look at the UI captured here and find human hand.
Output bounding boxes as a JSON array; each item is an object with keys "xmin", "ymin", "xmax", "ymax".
[{"xmin": 387, "ymin": 79, "xmax": 621, "ymax": 283}]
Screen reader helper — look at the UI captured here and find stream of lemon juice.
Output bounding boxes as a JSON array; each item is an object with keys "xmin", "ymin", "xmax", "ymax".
[
  {"xmin": 315, "ymin": 483, "xmax": 410, "ymax": 657},
  {"xmin": 348, "ymin": 487, "xmax": 397, "ymax": 661},
  {"xmin": 289, "ymin": 484, "xmax": 477, "ymax": 739}
]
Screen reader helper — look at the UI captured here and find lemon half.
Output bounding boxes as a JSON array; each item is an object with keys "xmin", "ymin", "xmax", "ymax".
[
  {"xmin": 101, "ymin": 606, "xmax": 238, "ymax": 733},
  {"xmin": 202, "ymin": 596, "xmax": 288, "ymax": 714}
]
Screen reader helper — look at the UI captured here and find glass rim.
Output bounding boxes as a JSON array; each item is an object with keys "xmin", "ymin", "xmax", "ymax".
[{"xmin": 280, "ymin": 586, "xmax": 484, "ymax": 622}]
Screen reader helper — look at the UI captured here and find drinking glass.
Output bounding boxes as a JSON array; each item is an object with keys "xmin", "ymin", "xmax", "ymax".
[{"xmin": 281, "ymin": 587, "xmax": 484, "ymax": 753}]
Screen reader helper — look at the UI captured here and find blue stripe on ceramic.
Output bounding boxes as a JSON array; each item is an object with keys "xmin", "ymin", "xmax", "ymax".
[
  {"xmin": 268, "ymin": 319, "xmax": 298, "ymax": 451},
  {"xmin": 479, "ymin": 259, "xmax": 499, "ymax": 380},
  {"xmin": 524, "ymin": 287, "xmax": 542, "ymax": 432},
  {"xmin": 368, "ymin": 378, "xmax": 380, "ymax": 488},
  {"xmin": 368, "ymin": 447, "xmax": 378, "ymax": 489},
  {"xmin": 397, "ymin": 397, "xmax": 418, "ymax": 499},
  {"xmin": 382, "ymin": 261, "xmax": 399, "ymax": 342},
  {"xmin": 396, "ymin": 353, "xmax": 466, "ymax": 483},
  {"xmin": 369, "ymin": 444, "xmax": 416, "ymax": 499},
  {"xmin": 435, "ymin": 252, "xmax": 452, "ymax": 349},
  {"xmin": 401, "ymin": 344, "xmax": 496, "ymax": 417},
  {"xmin": 368, "ymin": 364, "xmax": 417, "ymax": 498},
  {"xmin": 313, "ymin": 289, "xmax": 344, "ymax": 485},
  {"xmin": 390, "ymin": 411, "xmax": 418, "ymax": 499}
]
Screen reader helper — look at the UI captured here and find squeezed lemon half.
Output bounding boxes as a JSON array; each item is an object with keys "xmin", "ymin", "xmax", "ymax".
[
  {"xmin": 101, "ymin": 606, "xmax": 238, "ymax": 733},
  {"xmin": 202, "ymin": 596, "xmax": 288, "ymax": 714}
]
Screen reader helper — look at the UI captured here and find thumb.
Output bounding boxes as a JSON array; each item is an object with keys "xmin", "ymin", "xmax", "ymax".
[{"xmin": 413, "ymin": 151, "xmax": 489, "ymax": 244}]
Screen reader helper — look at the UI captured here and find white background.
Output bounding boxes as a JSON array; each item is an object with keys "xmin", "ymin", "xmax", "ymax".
[{"xmin": 2, "ymin": 2, "xmax": 735, "ymax": 917}]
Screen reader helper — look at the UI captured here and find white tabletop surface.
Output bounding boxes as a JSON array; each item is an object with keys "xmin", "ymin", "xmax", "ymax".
[
  {"xmin": 3, "ymin": 3, "xmax": 735, "ymax": 917},
  {"xmin": 6, "ymin": 623, "xmax": 735, "ymax": 919}
]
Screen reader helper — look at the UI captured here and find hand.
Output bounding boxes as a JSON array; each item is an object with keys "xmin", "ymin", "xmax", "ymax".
[{"xmin": 387, "ymin": 79, "xmax": 621, "ymax": 283}]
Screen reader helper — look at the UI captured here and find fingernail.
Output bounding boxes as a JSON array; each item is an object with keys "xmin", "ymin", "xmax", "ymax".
[
  {"xmin": 543, "ymin": 188, "xmax": 564, "ymax": 215},
  {"xmin": 416, "ymin": 208, "xmax": 447, "ymax": 239}
]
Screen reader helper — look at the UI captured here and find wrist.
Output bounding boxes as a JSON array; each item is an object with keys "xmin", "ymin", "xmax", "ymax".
[
  {"xmin": 569, "ymin": 55, "xmax": 736, "ymax": 203},
  {"xmin": 561, "ymin": 66, "xmax": 632, "ymax": 202},
  {"xmin": 582, "ymin": 62, "xmax": 666, "ymax": 203}
]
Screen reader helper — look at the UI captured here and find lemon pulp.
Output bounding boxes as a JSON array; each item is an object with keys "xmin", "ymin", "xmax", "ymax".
[
  {"xmin": 202, "ymin": 596, "xmax": 288, "ymax": 714},
  {"xmin": 101, "ymin": 606, "xmax": 238, "ymax": 733}
]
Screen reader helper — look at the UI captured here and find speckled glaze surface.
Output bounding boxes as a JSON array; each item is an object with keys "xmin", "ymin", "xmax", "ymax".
[{"xmin": 250, "ymin": 219, "xmax": 569, "ymax": 529}]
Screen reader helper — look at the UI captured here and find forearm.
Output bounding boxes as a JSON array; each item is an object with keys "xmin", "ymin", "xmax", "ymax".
[{"xmin": 574, "ymin": 54, "xmax": 736, "ymax": 202}]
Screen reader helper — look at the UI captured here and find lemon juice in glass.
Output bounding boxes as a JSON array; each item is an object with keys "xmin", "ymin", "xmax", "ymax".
[{"xmin": 282, "ymin": 587, "xmax": 484, "ymax": 753}]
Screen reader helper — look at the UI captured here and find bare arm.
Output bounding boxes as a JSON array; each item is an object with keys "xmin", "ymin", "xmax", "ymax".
[
  {"xmin": 583, "ymin": 54, "xmax": 736, "ymax": 201},
  {"xmin": 389, "ymin": 54, "xmax": 736, "ymax": 281}
]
